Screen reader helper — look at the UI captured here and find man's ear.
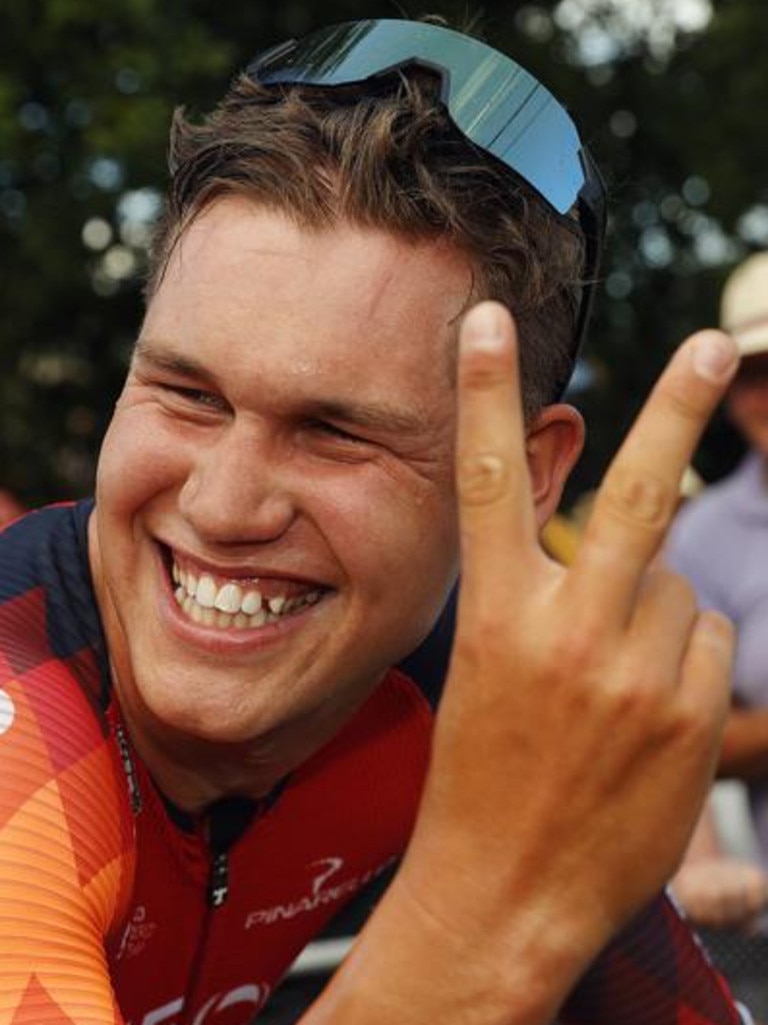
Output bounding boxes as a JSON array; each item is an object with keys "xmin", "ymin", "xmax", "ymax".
[{"xmin": 525, "ymin": 403, "xmax": 585, "ymax": 529}]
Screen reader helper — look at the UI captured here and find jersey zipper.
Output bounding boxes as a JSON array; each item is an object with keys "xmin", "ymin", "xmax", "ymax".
[
  {"xmin": 114, "ymin": 719, "xmax": 142, "ymax": 814},
  {"xmin": 181, "ymin": 823, "xmax": 234, "ymax": 1022},
  {"xmin": 181, "ymin": 792, "xmax": 284, "ymax": 1021},
  {"xmin": 208, "ymin": 850, "xmax": 229, "ymax": 907},
  {"xmin": 204, "ymin": 794, "xmax": 270, "ymax": 909}
]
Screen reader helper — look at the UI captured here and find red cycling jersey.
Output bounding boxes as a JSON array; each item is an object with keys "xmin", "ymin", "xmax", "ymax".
[{"xmin": 0, "ymin": 503, "xmax": 746, "ymax": 1025}]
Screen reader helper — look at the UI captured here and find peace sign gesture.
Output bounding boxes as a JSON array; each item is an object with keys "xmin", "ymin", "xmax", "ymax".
[{"xmin": 402, "ymin": 302, "xmax": 739, "ymax": 1016}]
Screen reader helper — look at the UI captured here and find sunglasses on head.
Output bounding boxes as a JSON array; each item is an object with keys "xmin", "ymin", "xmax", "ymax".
[{"xmin": 247, "ymin": 18, "xmax": 606, "ymax": 365}]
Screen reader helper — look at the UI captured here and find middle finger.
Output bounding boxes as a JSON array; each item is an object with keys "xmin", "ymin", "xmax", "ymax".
[{"xmin": 569, "ymin": 330, "xmax": 738, "ymax": 626}]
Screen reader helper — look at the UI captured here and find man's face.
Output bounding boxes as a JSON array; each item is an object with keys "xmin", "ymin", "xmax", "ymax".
[
  {"xmin": 93, "ymin": 198, "xmax": 468, "ymax": 753},
  {"xmin": 726, "ymin": 352, "xmax": 768, "ymax": 455}
]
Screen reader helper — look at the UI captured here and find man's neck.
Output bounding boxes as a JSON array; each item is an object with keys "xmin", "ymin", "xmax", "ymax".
[{"xmin": 116, "ymin": 695, "xmax": 293, "ymax": 815}]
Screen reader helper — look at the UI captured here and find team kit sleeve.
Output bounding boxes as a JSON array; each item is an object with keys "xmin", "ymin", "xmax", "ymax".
[
  {"xmin": 561, "ymin": 892, "xmax": 753, "ymax": 1025},
  {"xmin": 0, "ymin": 658, "xmax": 133, "ymax": 1024}
]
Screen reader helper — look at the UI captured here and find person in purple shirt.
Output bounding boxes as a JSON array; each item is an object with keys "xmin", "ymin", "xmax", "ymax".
[{"xmin": 668, "ymin": 253, "xmax": 768, "ymax": 923}]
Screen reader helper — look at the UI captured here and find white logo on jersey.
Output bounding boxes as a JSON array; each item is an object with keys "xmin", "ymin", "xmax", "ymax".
[
  {"xmin": 0, "ymin": 688, "xmax": 15, "ymax": 736},
  {"xmin": 129, "ymin": 983, "xmax": 270, "ymax": 1025},
  {"xmin": 244, "ymin": 854, "xmax": 397, "ymax": 928},
  {"xmin": 115, "ymin": 904, "xmax": 158, "ymax": 961},
  {"xmin": 310, "ymin": 857, "xmax": 345, "ymax": 898}
]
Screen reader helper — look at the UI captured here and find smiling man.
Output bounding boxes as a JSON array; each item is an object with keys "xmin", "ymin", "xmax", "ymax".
[
  {"xmin": 94, "ymin": 208, "xmax": 471, "ymax": 804},
  {"xmin": 0, "ymin": 18, "xmax": 749, "ymax": 1025}
]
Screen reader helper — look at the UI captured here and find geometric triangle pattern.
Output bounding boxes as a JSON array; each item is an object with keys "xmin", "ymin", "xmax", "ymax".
[
  {"xmin": 0, "ymin": 670, "xmax": 131, "ymax": 1024},
  {"xmin": 10, "ymin": 977, "xmax": 77, "ymax": 1024}
]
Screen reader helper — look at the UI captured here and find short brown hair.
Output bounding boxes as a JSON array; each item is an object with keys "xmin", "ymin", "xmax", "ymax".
[{"xmin": 148, "ymin": 69, "xmax": 586, "ymax": 416}]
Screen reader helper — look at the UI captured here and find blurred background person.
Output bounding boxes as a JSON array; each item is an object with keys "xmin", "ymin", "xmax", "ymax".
[
  {"xmin": 663, "ymin": 259, "xmax": 768, "ymax": 1017},
  {"xmin": 667, "ymin": 252, "xmax": 768, "ymax": 885}
]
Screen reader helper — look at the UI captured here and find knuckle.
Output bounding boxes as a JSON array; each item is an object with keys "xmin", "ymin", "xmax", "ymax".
[
  {"xmin": 600, "ymin": 465, "xmax": 676, "ymax": 531},
  {"xmin": 661, "ymin": 375, "xmax": 710, "ymax": 422},
  {"xmin": 605, "ymin": 652, "xmax": 677, "ymax": 720},
  {"xmin": 535, "ymin": 625, "xmax": 610, "ymax": 701},
  {"xmin": 460, "ymin": 354, "xmax": 510, "ymax": 391},
  {"xmin": 457, "ymin": 451, "xmax": 510, "ymax": 506},
  {"xmin": 608, "ymin": 675, "xmax": 659, "ymax": 724},
  {"xmin": 543, "ymin": 602, "xmax": 618, "ymax": 675},
  {"xmin": 548, "ymin": 627, "xmax": 599, "ymax": 677},
  {"xmin": 665, "ymin": 699, "xmax": 718, "ymax": 749}
]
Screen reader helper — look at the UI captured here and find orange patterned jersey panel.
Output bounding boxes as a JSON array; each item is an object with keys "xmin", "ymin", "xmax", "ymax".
[
  {"xmin": 0, "ymin": 661, "xmax": 134, "ymax": 1024},
  {"xmin": 0, "ymin": 505, "xmax": 134, "ymax": 1023}
]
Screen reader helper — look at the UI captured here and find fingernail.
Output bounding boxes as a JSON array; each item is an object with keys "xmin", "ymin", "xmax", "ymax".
[
  {"xmin": 692, "ymin": 331, "xmax": 739, "ymax": 382},
  {"xmin": 462, "ymin": 302, "xmax": 507, "ymax": 353}
]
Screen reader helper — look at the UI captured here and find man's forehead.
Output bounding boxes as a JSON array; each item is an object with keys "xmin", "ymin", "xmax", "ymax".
[
  {"xmin": 167, "ymin": 197, "xmax": 472, "ymax": 317},
  {"xmin": 145, "ymin": 197, "xmax": 474, "ymax": 405}
]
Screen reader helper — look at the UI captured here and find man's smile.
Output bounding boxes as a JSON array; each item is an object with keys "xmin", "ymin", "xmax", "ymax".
[{"xmin": 167, "ymin": 550, "xmax": 327, "ymax": 632}]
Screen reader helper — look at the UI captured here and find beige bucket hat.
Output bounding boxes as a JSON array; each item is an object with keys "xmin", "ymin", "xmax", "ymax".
[{"xmin": 721, "ymin": 252, "xmax": 768, "ymax": 356}]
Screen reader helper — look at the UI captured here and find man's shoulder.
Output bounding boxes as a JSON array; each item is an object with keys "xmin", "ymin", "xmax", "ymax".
[
  {"xmin": 0, "ymin": 499, "xmax": 109, "ymax": 716},
  {"xmin": 0, "ymin": 500, "xmax": 91, "ymax": 592}
]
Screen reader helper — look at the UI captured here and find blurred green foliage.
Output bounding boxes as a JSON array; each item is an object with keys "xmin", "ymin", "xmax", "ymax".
[{"xmin": 2, "ymin": 0, "xmax": 767, "ymax": 505}]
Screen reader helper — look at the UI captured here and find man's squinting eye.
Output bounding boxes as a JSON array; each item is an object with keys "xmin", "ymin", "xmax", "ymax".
[
  {"xmin": 306, "ymin": 419, "xmax": 366, "ymax": 444},
  {"xmin": 162, "ymin": 384, "xmax": 228, "ymax": 411}
]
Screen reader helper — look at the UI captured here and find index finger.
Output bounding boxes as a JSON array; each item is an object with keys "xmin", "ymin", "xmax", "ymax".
[
  {"xmin": 573, "ymin": 329, "xmax": 739, "ymax": 620},
  {"xmin": 455, "ymin": 301, "xmax": 540, "ymax": 604}
]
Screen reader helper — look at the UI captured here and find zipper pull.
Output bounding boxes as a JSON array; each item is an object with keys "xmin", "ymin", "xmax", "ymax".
[{"xmin": 209, "ymin": 851, "xmax": 229, "ymax": 908}]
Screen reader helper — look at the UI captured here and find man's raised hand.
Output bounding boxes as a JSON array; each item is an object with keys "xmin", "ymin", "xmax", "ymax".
[{"xmin": 400, "ymin": 301, "xmax": 739, "ymax": 1003}]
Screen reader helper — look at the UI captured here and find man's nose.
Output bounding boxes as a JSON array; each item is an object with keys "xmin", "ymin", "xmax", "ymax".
[{"xmin": 178, "ymin": 423, "xmax": 298, "ymax": 544}]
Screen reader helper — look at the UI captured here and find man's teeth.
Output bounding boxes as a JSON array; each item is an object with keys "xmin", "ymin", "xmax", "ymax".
[{"xmin": 171, "ymin": 562, "xmax": 320, "ymax": 630}]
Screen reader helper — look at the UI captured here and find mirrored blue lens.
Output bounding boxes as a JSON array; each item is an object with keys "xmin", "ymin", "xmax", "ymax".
[{"xmin": 251, "ymin": 20, "xmax": 588, "ymax": 216}]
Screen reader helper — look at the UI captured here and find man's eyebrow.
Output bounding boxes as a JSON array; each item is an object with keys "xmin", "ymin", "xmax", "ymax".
[{"xmin": 132, "ymin": 339, "xmax": 219, "ymax": 386}]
